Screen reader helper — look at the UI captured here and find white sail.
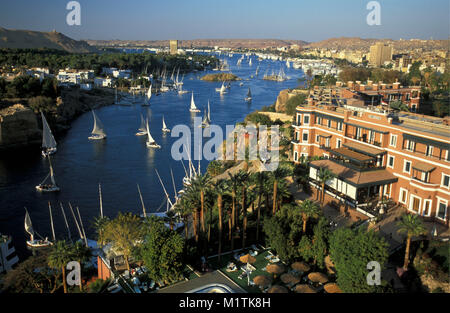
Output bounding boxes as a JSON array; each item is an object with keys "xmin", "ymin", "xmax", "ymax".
[
  {"xmin": 207, "ymin": 100, "xmax": 211, "ymax": 121},
  {"xmin": 146, "ymin": 119, "xmax": 156, "ymax": 144},
  {"xmin": 162, "ymin": 116, "xmax": 169, "ymax": 131},
  {"xmin": 139, "ymin": 113, "xmax": 146, "ymax": 132},
  {"xmin": 41, "ymin": 112, "xmax": 57, "ymax": 149},
  {"xmin": 249, "ymin": 58, "xmax": 252, "ymax": 66},
  {"xmin": 286, "ymin": 60, "xmax": 290, "ymax": 68},
  {"xmin": 190, "ymin": 92, "xmax": 199, "ymax": 111},
  {"xmin": 24, "ymin": 209, "xmax": 34, "ymax": 237},
  {"xmin": 147, "ymin": 84, "xmax": 152, "ymax": 99},
  {"xmin": 91, "ymin": 110, "xmax": 106, "ymax": 137}
]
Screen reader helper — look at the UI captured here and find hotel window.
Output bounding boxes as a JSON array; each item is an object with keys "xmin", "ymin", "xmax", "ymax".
[
  {"xmin": 337, "ymin": 122, "xmax": 343, "ymax": 131},
  {"xmin": 403, "ymin": 160, "xmax": 411, "ymax": 174},
  {"xmin": 436, "ymin": 200, "xmax": 447, "ymax": 220},
  {"xmin": 442, "ymin": 174, "xmax": 450, "ymax": 188},
  {"xmin": 302, "ymin": 131, "xmax": 309, "ymax": 142},
  {"xmin": 369, "ymin": 131, "xmax": 375, "ymax": 143},
  {"xmin": 389, "ymin": 134, "xmax": 397, "ymax": 147},
  {"xmin": 296, "ymin": 114, "xmax": 301, "ymax": 125},
  {"xmin": 446, "ymin": 150, "xmax": 450, "ymax": 162},
  {"xmin": 399, "ymin": 188, "xmax": 408, "ymax": 204},
  {"xmin": 294, "ymin": 151, "xmax": 298, "ymax": 162},
  {"xmin": 405, "ymin": 139, "xmax": 415, "ymax": 152},
  {"xmin": 327, "ymin": 119, "xmax": 331, "ymax": 128},
  {"xmin": 317, "ymin": 116, "xmax": 322, "ymax": 125},
  {"xmin": 315, "ymin": 135, "xmax": 319, "ymax": 143},
  {"xmin": 303, "ymin": 114, "xmax": 310, "ymax": 125},
  {"xmin": 426, "ymin": 146, "xmax": 434, "ymax": 157},
  {"xmin": 387, "ymin": 155, "xmax": 395, "ymax": 168},
  {"xmin": 336, "ymin": 139, "xmax": 342, "ymax": 148},
  {"xmin": 423, "ymin": 199, "xmax": 432, "ymax": 216}
]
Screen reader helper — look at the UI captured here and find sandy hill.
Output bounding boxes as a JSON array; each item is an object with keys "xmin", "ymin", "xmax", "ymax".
[{"xmin": 0, "ymin": 27, "xmax": 97, "ymax": 53}]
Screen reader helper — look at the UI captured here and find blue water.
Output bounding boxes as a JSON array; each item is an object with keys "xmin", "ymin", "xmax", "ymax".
[{"xmin": 0, "ymin": 53, "xmax": 303, "ymax": 258}]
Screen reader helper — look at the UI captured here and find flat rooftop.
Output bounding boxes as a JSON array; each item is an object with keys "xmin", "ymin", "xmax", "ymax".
[{"xmin": 310, "ymin": 159, "xmax": 398, "ymax": 187}]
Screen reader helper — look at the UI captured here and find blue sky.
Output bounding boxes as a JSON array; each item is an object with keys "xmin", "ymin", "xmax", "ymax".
[{"xmin": 0, "ymin": 0, "xmax": 448, "ymax": 42}]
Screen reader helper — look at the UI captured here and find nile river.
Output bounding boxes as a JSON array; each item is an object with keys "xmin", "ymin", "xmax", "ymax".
[{"xmin": 0, "ymin": 53, "xmax": 303, "ymax": 258}]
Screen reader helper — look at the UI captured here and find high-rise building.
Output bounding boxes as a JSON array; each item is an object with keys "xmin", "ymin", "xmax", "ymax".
[
  {"xmin": 169, "ymin": 40, "xmax": 178, "ymax": 55},
  {"xmin": 369, "ymin": 42, "xmax": 393, "ymax": 67}
]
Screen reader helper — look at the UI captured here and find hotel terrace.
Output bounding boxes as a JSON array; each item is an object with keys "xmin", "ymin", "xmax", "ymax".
[{"xmin": 291, "ymin": 102, "xmax": 450, "ymax": 227}]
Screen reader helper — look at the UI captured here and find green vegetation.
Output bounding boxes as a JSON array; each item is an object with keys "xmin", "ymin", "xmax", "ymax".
[
  {"xmin": 0, "ymin": 75, "xmax": 59, "ymax": 99},
  {"xmin": 0, "ymin": 48, "xmax": 218, "ymax": 75},
  {"xmin": 136, "ymin": 217, "xmax": 185, "ymax": 284},
  {"xmin": 396, "ymin": 214, "xmax": 427, "ymax": 270},
  {"xmin": 284, "ymin": 94, "xmax": 306, "ymax": 115},
  {"xmin": 201, "ymin": 73, "xmax": 240, "ymax": 81},
  {"xmin": 329, "ymin": 228, "xmax": 389, "ymax": 293}
]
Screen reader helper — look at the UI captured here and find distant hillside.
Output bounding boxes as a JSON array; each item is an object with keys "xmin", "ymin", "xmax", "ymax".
[
  {"xmin": 86, "ymin": 39, "xmax": 308, "ymax": 50},
  {"xmin": 0, "ymin": 27, "xmax": 97, "ymax": 53}
]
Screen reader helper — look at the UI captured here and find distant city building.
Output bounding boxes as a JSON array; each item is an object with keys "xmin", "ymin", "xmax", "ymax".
[
  {"xmin": 56, "ymin": 69, "xmax": 94, "ymax": 85},
  {"xmin": 170, "ymin": 40, "xmax": 178, "ymax": 55},
  {"xmin": 94, "ymin": 77, "xmax": 114, "ymax": 87},
  {"xmin": 369, "ymin": 43, "xmax": 393, "ymax": 67}
]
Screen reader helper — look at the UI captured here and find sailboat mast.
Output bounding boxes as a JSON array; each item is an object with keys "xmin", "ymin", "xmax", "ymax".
[
  {"xmin": 76, "ymin": 206, "xmax": 88, "ymax": 247},
  {"xmin": 170, "ymin": 168, "xmax": 177, "ymax": 200},
  {"xmin": 155, "ymin": 169, "xmax": 173, "ymax": 208},
  {"xmin": 137, "ymin": 184, "xmax": 147, "ymax": 218},
  {"xmin": 99, "ymin": 183, "xmax": 103, "ymax": 218},
  {"xmin": 59, "ymin": 202, "xmax": 72, "ymax": 241},
  {"xmin": 68, "ymin": 202, "xmax": 83, "ymax": 241},
  {"xmin": 48, "ymin": 201, "xmax": 56, "ymax": 242}
]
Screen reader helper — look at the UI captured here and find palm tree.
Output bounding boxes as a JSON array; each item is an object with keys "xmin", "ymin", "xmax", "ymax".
[
  {"xmin": 48, "ymin": 240, "xmax": 74, "ymax": 293},
  {"xmin": 174, "ymin": 197, "xmax": 191, "ymax": 238},
  {"xmin": 184, "ymin": 184, "xmax": 201, "ymax": 243},
  {"xmin": 236, "ymin": 171, "xmax": 250, "ymax": 249},
  {"xmin": 299, "ymin": 200, "xmax": 321, "ymax": 233},
  {"xmin": 192, "ymin": 173, "xmax": 212, "ymax": 235},
  {"xmin": 271, "ymin": 167, "xmax": 290, "ymax": 215},
  {"xmin": 164, "ymin": 210, "xmax": 178, "ymax": 231},
  {"xmin": 213, "ymin": 179, "xmax": 230, "ymax": 261},
  {"xmin": 72, "ymin": 241, "xmax": 91, "ymax": 292},
  {"xmin": 228, "ymin": 172, "xmax": 240, "ymax": 251},
  {"xmin": 397, "ymin": 214, "xmax": 427, "ymax": 270},
  {"xmin": 317, "ymin": 167, "xmax": 335, "ymax": 205},
  {"xmin": 92, "ymin": 216, "xmax": 110, "ymax": 248},
  {"xmin": 252, "ymin": 172, "xmax": 269, "ymax": 241}
]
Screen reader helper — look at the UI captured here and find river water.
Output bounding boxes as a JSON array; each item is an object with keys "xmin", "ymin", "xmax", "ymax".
[{"xmin": 0, "ymin": 53, "xmax": 303, "ymax": 258}]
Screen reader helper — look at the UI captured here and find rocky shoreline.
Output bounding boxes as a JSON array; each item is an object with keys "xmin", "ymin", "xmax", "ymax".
[{"xmin": 0, "ymin": 88, "xmax": 115, "ymax": 152}]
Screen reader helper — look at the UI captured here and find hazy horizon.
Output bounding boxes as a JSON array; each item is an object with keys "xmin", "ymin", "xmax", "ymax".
[{"xmin": 0, "ymin": 0, "xmax": 448, "ymax": 42}]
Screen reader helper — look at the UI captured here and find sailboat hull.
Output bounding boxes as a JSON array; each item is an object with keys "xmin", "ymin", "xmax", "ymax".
[
  {"xmin": 42, "ymin": 148, "xmax": 57, "ymax": 157},
  {"xmin": 146, "ymin": 142, "xmax": 161, "ymax": 148},
  {"xmin": 35, "ymin": 184, "xmax": 60, "ymax": 192},
  {"xmin": 88, "ymin": 134, "xmax": 107, "ymax": 140},
  {"xmin": 135, "ymin": 131, "xmax": 147, "ymax": 136},
  {"xmin": 162, "ymin": 128, "xmax": 170, "ymax": 133},
  {"xmin": 26, "ymin": 239, "xmax": 52, "ymax": 248}
]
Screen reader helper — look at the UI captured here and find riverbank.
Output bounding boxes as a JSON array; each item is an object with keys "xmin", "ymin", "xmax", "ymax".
[{"xmin": 0, "ymin": 87, "xmax": 115, "ymax": 152}]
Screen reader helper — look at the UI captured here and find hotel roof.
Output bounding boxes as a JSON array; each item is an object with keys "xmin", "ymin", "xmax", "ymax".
[
  {"xmin": 310, "ymin": 159, "xmax": 398, "ymax": 187},
  {"xmin": 330, "ymin": 147, "xmax": 374, "ymax": 163},
  {"xmin": 342, "ymin": 141, "xmax": 385, "ymax": 156}
]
